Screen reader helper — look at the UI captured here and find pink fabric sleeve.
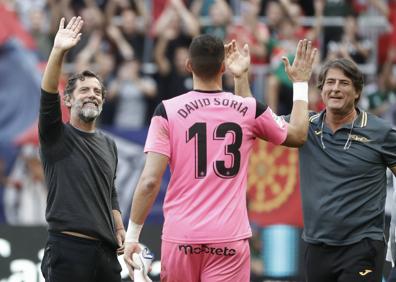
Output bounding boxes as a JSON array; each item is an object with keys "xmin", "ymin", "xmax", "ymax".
[
  {"xmin": 144, "ymin": 116, "xmax": 171, "ymax": 157},
  {"xmin": 253, "ymin": 107, "xmax": 288, "ymax": 145}
]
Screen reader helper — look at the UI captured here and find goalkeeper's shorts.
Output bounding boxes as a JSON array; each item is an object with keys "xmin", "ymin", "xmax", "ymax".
[{"xmin": 160, "ymin": 239, "xmax": 250, "ymax": 282}]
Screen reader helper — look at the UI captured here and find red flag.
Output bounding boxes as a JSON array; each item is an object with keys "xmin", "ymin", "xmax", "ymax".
[
  {"xmin": 247, "ymin": 140, "xmax": 303, "ymax": 227},
  {"xmin": 0, "ymin": 4, "xmax": 35, "ymax": 48}
]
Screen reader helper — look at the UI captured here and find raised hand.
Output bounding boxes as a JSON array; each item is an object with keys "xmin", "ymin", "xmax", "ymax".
[
  {"xmin": 225, "ymin": 40, "xmax": 250, "ymax": 78},
  {"xmin": 282, "ymin": 39, "xmax": 317, "ymax": 83},
  {"xmin": 53, "ymin": 17, "xmax": 84, "ymax": 51}
]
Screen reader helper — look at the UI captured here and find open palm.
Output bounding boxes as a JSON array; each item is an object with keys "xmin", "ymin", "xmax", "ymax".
[
  {"xmin": 53, "ymin": 17, "xmax": 84, "ymax": 51},
  {"xmin": 225, "ymin": 40, "xmax": 250, "ymax": 77},
  {"xmin": 282, "ymin": 39, "xmax": 317, "ymax": 83}
]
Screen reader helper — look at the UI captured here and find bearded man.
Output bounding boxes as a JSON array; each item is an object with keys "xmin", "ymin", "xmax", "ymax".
[{"xmin": 39, "ymin": 16, "xmax": 125, "ymax": 282}]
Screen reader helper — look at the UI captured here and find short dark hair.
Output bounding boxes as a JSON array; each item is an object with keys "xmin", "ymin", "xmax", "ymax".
[
  {"xmin": 64, "ymin": 70, "xmax": 106, "ymax": 98},
  {"xmin": 189, "ymin": 34, "xmax": 225, "ymax": 80},
  {"xmin": 317, "ymin": 58, "xmax": 364, "ymax": 102}
]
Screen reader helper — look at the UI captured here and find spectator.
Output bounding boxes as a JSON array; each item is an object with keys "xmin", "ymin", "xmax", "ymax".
[
  {"xmin": 105, "ymin": 2, "xmax": 148, "ymax": 63},
  {"xmin": 154, "ymin": 37, "xmax": 193, "ymax": 100},
  {"xmin": 66, "ymin": 5, "xmax": 104, "ymax": 62},
  {"xmin": 365, "ymin": 48, "xmax": 396, "ymax": 119},
  {"xmin": 321, "ymin": 0, "xmax": 355, "ymax": 58},
  {"xmin": 152, "ymin": 0, "xmax": 200, "ymax": 40},
  {"xmin": 266, "ymin": 17, "xmax": 301, "ymax": 115},
  {"xmin": 96, "ymin": 51, "xmax": 118, "ymax": 126},
  {"xmin": 4, "ymin": 144, "xmax": 47, "ymax": 225},
  {"xmin": 327, "ymin": 13, "xmax": 372, "ymax": 64},
  {"xmin": 27, "ymin": 8, "xmax": 52, "ymax": 61},
  {"xmin": 107, "ymin": 59, "xmax": 157, "ymax": 129},
  {"xmin": 265, "ymin": 0, "xmax": 323, "ymax": 115},
  {"xmin": 227, "ymin": 0, "xmax": 269, "ymax": 65},
  {"xmin": 265, "ymin": 0, "xmax": 286, "ymax": 38},
  {"xmin": 192, "ymin": 0, "xmax": 233, "ymax": 40}
]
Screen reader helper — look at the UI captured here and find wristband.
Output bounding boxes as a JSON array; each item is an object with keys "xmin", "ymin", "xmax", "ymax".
[
  {"xmin": 125, "ymin": 220, "xmax": 143, "ymax": 243},
  {"xmin": 293, "ymin": 82, "xmax": 308, "ymax": 102}
]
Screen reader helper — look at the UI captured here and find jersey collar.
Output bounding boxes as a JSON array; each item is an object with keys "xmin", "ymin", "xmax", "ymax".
[
  {"xmin": 310, "ymin": 108, "xmax": 368, "ymax": 129},
  {"xmin": 193, "ymin": 89, "xmax": 223, "ymax": 93}
]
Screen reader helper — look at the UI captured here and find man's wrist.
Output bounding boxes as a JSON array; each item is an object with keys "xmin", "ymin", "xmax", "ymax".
[
  {"xmin": 125, "ymin": 220, "xmax": 143, "ymax": 243},
  {"xmin": 293, "ymin": 82, "xmax": 308, "ymax": 102},
  {"xmin": 51, "ymin": 47, "xmax": 67, "ymax": 55},
  {"xmin": 234, "ymin": 71, "xmax": 249, "ymax": 79}
]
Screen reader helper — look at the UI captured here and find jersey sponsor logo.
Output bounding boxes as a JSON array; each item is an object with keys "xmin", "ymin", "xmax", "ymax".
[
  {"xmin": 358, "ymin": 269, "xmax": 372, "ymax": 276},
  {"xmin": 349, "ymin": 134, "xmax": 371, "ymax": 143},
  {"xmin": 177, "ymin": 97, "xmax": 248, "ymax": 118},
  {"xmin": 178, "ymin": 244, "xmax": 236, "ymax": 256}
]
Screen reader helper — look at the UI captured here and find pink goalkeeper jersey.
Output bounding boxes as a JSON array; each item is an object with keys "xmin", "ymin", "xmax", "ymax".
[{"xmin": 145, "ymin": 90, "xmax": 288, "ymax": 244}]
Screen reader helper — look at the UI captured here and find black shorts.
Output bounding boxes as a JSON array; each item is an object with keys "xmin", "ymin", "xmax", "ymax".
[
  {"xmin": 304, "ymin": 238, "xmax": 385, "ymax": 282},
  {"xmin": 41, "ymin": 232, "xmax": 121, "ymax": 282}
]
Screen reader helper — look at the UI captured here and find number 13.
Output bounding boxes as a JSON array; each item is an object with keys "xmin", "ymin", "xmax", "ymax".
[{"xmin": 186, "ymin": 122, "xmax": 242, "ymax": 179}]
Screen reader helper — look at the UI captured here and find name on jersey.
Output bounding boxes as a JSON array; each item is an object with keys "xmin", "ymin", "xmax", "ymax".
[{"xmin": 177, "ymin": 98, "xmax": 248, "ymax": 118}]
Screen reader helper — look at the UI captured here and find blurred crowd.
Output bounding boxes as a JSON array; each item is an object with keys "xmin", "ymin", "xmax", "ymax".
[{"xmin": 1, "ymin": 0, "xmax": 396, "ymax": 124}]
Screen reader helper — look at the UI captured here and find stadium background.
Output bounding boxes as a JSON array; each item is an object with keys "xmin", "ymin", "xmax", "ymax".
[{"xmin": 0, "ymin": 0, "xmax": 396, "ymax": 281}]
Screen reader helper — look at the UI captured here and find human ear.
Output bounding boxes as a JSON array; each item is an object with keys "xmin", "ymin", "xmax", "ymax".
[
  {"xmin": 185, "ymin": 59, "xmax": 193, "ymax": 74},
  {"xmin": 64, "ymin": 95, "xmax": 72, "ymax": 108}
]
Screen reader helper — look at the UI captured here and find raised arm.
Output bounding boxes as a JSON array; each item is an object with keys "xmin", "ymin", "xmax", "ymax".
[
  {"xmin": 170, "ymin": 0, "xmax": 200, "ymax": 37},
  {"xmin": 75, "ymin": 30, "xmax": 102, "ymax": 72},
  {"xmin": 106, "ymin": 24, "xmax": 134, "ymax": 60},
  {"xmin": 281, "ymin": 39, "xmax": 317, "ymax": 147},
  {"xmin": 229, "ymin": 39, "xmax": 317, "ymax": 147},
  {"xmin": 154, "ymin": 34, "xmax": 172, "ymax": 75},
  {"xmin": 41, "ymin": 16, "xmax": 84, "ymax": 93},
  {"xmin": 224, "ymin": 40, "xmax": 252, "ymax": 97}
]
